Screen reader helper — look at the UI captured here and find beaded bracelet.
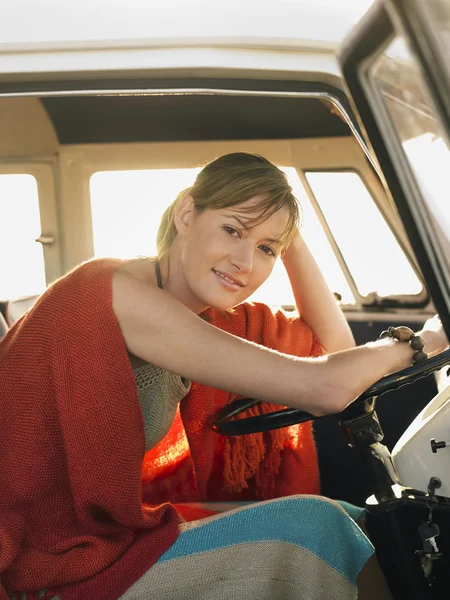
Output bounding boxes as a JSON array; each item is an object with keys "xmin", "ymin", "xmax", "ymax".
[{"xmin": 378, "ymin": 326, "xmax": 428, "ymax": 364}]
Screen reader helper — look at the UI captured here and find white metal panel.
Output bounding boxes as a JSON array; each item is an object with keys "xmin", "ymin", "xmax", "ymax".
[
  {"xmin": 0, "ymin": 98, "xmax": 58, "ymax": 157},
  {"xmin": 0, "ymin": 46, "xmax": 341, "ymax": 83},
  {"xmin": 392, "ymin": 386, "xmax": 450, "ymax": 496}
]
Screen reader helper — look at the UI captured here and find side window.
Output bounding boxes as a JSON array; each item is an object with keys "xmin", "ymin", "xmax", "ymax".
[
  {"xmin": 305, "ymin": 171, "xmax": 423, "ymax": 301},
  {"xmin": 250, "ymin": 167, "xmax": 356, "ymax": 306},
  {"xmin": 0, "ymin": 174, "xmax": 46, "ymax": 299}
]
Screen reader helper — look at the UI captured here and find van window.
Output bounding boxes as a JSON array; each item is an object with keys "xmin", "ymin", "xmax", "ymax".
[
  {"xmin": 305, "ymin": 171, "xmax": 423, "ymax": 298},
  {"xmin": 371, "ymin": 36, "xmax": 450, "ymax": 282},
  {"xmin": 423, "ymin": 0, "xmax": 450, "ymax": 82},
  {"xmin": 0, "ymin": 174, "xmax": 46, "ymax": 299},
  {"xmin": 250, "ymin": 167, "xmax": 356, "ymax": 306}
]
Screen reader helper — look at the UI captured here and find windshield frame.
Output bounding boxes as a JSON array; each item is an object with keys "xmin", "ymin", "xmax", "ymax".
[
  {"xmin": 386, "ymin": 0, "xmax": 450, "ymax": 143},
  {"xmin": 338, "ymin": 1, "xmax": 450, "ymax": 339}
]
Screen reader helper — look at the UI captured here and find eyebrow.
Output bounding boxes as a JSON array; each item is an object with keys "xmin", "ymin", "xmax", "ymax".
[
  {"xmin": 223, "ymin": 214, "xmax": 282, "ymax": 245},
  {"xmin": 225, "ymin": 215, "xmax": 250, "ymax": 230}
]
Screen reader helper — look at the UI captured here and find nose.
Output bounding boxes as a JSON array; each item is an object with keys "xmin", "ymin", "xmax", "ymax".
[{"xmin": 231, "ymin": 241, "xmax": 254, "ymax": 273}]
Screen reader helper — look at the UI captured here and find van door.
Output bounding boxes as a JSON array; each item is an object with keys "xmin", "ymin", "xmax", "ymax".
[{"xmin": 337, "ymin": 0, "xmax": 450, "ymax": 339}]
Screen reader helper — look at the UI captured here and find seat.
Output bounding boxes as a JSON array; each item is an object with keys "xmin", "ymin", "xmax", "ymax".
[
  {"xmin": 5, "ymin": 294, "xmax": 40, "ymax": 327},
  {"xmin": 0, "ymin": 311, "xmax": 8, "ymax": 339}
]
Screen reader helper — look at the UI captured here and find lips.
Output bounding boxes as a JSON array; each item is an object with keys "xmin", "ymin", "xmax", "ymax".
[{"xmin": 212, "ymin": 268, "xmax": 245, "ymax": 288}]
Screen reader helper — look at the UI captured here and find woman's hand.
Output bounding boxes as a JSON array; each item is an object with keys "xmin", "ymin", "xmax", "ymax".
[
  {"xmin": 420, "ymin": 315, "xmax": 449, "ymax": 357},
  {"xmin": 281, "ymin": 229, "xmax": 303, "ymax": 261}
]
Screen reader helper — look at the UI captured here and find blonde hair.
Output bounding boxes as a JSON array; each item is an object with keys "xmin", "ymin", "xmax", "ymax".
[{"xmin": 156, "ymin": 153, "xmax": 300, "ymax": 258}]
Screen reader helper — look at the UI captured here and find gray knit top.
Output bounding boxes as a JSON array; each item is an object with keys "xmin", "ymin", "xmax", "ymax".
[
  {"xmin": 133, "ymin": 363, "xmax": 191, "ymax": 450},
  {"xmin": 132, "ymin": 261, "xmax": 191, "ymax": 451}
]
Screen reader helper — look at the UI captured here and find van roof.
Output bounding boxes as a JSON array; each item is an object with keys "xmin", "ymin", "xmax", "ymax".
[{"xmin": 0, "ymin": 0, "xmax": 374, "ymax": 51}]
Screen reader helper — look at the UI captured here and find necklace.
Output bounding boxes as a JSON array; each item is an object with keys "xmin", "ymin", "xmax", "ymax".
[{"xmin": 155, "ymin": 260, "xmax": 163, "ymax": 290}]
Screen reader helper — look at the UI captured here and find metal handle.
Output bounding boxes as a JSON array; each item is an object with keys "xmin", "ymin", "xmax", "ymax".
[{"xmin": 35, "ymin": 234, "xmax": 56, "ymax": 246}]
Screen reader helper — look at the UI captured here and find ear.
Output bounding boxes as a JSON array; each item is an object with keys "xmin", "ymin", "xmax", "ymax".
[{"xmin": 173, "ymin": 195, "xmax": 196, "ymax": 236}]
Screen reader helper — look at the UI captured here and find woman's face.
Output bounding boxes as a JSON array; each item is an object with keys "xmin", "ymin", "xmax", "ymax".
[{"xmin": 173, "ymin": 196, "xmax": 290, "ymax": 312}]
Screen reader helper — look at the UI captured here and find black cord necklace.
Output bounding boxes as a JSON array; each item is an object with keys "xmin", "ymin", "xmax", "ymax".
[{"xmin": 155, "ymin": 260, "xmax": 163, "ymax": 290}]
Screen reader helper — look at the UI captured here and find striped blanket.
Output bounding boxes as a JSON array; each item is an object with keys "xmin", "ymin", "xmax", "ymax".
[
  {"xmin": 9, "ymin": 497, "xmax": 372, "ymax": 599},
  {"xmin": 120, "ymin": 496, "xmax": 372, "ymax": 600}
]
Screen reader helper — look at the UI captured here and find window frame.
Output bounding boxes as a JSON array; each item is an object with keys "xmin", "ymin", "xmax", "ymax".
[
  {"xmin": 385, "ymin": 0, "xmax": 450, "ymax": 144},
  {"xmin": 338, "ymin": 0, "xmax": 450, "ymax": 338},
  {"xmin": 303, "ymin": 167, "xmax": 428, "ymax": 308}
]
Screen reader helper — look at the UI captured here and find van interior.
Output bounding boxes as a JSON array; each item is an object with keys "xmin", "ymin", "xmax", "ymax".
[{"xmin": 0, "ymin": 85, "xmax": 439, "ymax": 507}]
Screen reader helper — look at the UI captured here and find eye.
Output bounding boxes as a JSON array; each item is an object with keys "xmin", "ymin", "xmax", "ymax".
[
  {"xmin": 222, "ymin": 225, "xmax": 241, "ymax": 238},
  {"xmin": 259, "ymin": 245, "xmax": 276, "ymax": 257}
]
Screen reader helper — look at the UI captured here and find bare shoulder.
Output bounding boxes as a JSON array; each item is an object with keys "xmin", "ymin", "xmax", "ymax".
[
  {"xmin": 116, "ymin": 257, "xmax": 157, "ymax": 284},
  {"xmin": 112, "ymin": 259, "xmax": 161, "ymax": 323},
  {"xmin": 112, "ymin": 259, "xmax": 162, "ymax": 317},
  {"xmin": 111, "ymin": 267, "xmax": 161, "ymax": 364}
]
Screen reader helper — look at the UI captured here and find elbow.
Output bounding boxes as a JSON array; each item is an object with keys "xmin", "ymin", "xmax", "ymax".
[
  {"xmin": 309, "ymin": 365, "xmax": 354, "ymax": 417},
  {"xmin": 313, "ymin": 393, "xmax": 351, "ymax": 417},
  {"xmin": 326, "ymin": 333, "xmax": 356, "ymax": 354}
]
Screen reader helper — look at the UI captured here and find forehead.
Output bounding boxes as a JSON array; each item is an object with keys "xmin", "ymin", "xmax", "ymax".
[{"xmin": 220, "ymin": 196, "xmax": 290, "ymax": 234}]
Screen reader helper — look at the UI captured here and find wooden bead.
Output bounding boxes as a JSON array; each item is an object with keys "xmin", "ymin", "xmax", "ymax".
[
  {"xmin": 392, "ymin": 326, "xmax": 414, "ymax": 342},
  {"xmin": 413, "ymin": 350, "xmax": 428, "ymax": 363},
  {"xmin": 410, "ymin": 335, "xmax": 425, "ymax": 351}
]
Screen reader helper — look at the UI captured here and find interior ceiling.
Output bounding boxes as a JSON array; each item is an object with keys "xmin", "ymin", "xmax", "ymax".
[{"xmin": 41, "ymin": 95, "xmax": 350, "ymax": 144}]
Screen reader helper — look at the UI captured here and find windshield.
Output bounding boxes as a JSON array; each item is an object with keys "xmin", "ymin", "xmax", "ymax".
[
  {"xmin": 421, "ymin": 0, "xmax": 450, "ymax": 83},
  {"xmin": 370, "ymin": 36, "xmax": 450, "ymax": 281}
]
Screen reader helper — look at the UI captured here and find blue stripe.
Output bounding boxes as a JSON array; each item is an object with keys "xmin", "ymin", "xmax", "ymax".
[
  {"xmin": 336, "ymin": 499, "xmax": 366, "ymax": 522},
  {"xmin": 157, "ymin": 497, "xmax": 373, "ymax": 582}
]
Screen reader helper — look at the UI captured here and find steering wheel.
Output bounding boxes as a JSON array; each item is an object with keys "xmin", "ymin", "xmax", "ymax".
[{"xmin": 212, "ymin": 348, "xmax": 450, "ymax": 436}]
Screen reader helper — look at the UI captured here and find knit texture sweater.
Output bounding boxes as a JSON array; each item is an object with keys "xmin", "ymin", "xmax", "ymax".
[
  {"xmin": 134, "ymin": 364, "xmax": 191, "ymax": 450},
  {"xmin": 0, "ymin": 258, "xmax": 321, "ymax": 600}
]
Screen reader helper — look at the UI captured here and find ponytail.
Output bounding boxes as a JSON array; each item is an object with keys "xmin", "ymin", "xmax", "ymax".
[{"xmin": 155, "ymin": 188, "xmax": 191, "ymax": 258}]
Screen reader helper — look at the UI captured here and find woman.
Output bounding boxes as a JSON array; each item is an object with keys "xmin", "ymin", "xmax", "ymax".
[{"xmin": 1, "ymin": 153, "xmax": 447, "ymax": 600}]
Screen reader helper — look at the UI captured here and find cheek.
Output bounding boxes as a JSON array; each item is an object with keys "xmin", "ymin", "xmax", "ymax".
[
  {"xmin": 249, "ymin": 256, "xmax": 276, "ymax": 288},
  {"xmin": 182, "ymin": 225, "xmax": 209, "ymax": 260}
]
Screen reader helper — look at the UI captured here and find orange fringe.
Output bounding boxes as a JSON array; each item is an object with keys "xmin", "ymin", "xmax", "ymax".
[
  {"xmin": 223, "ymin": 335, "xmax": 324, "ymax": 498},
  {"xmin": 223, "ymin": 401, "xmax": 291, "ymax": 498}
]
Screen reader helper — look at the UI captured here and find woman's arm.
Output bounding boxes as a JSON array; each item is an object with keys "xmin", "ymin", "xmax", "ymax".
[
  {"xmin": 282, "ymin": 231, "xmax": 355, "ymax": 353},
  {"xmin": 112, "ymin": 270, "xmax": 447, "ymax": 417}
]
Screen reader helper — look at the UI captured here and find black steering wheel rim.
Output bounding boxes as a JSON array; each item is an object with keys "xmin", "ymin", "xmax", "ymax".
[{"xmin": 212, "ymin": 348, "xmax": 450, "ymax": 436}]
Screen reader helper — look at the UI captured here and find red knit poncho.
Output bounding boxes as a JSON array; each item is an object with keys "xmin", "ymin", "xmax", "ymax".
[{"xmin": 0, "ymin": 259, "xmax": 320, "ymax": 600}]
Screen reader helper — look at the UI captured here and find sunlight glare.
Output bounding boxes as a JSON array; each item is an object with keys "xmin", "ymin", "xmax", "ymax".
[{"xmin": 0, "ymin": 174, "xmax": 46, "ymax": 299}]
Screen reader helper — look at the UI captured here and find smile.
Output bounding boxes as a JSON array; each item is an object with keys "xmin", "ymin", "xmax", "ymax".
[{"xmin": 212, "ymin": 269, "xmax": 245, "ymax": 289}]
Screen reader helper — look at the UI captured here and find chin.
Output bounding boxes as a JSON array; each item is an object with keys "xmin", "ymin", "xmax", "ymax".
[
  {"xmin": 194, "ymin": 282, "xmax": 253, "ymax": 312},
  {"xmin": 207, "ymin": 293, "xmax": 251, "ymax": 312},
  {"xmin": 206, "ymin": 300, "xmax": 234, "ymax": 312}
]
